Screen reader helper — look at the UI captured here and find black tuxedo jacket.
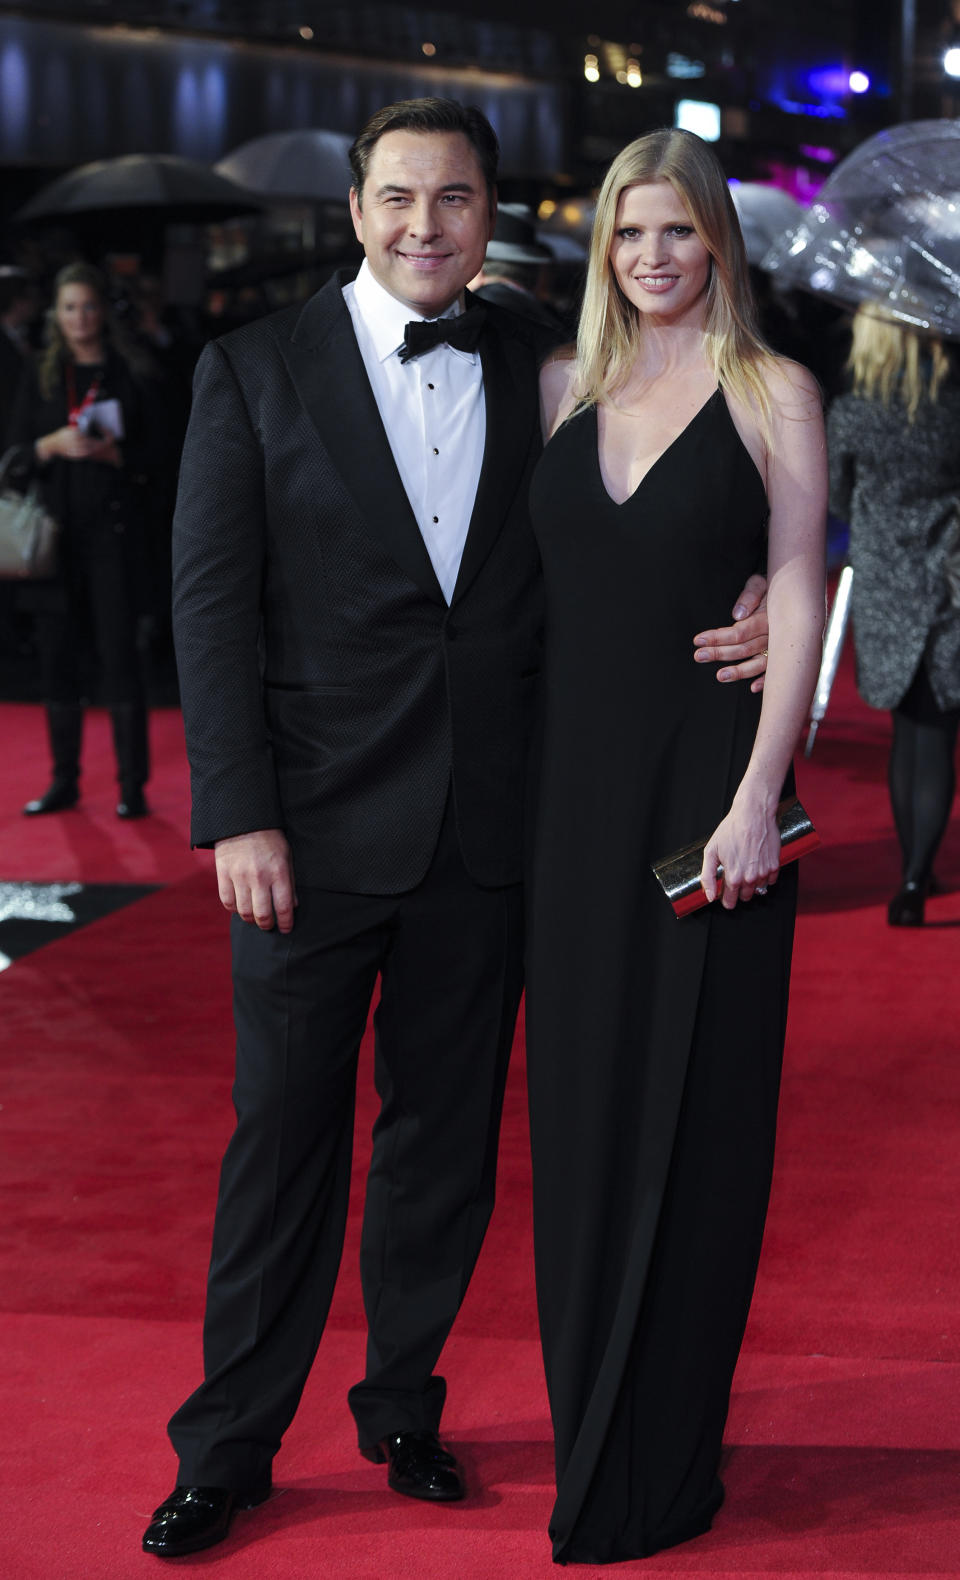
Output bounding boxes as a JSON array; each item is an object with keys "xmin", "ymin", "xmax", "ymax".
[{"xmin": 172, "ymin": 273, "xmax": 551, "ymax": 892}]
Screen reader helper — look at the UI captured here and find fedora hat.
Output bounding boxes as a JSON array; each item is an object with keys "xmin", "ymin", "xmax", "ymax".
[{"xmin": 485, "ymin": 203, "xmax": 554, "ymax": 265}]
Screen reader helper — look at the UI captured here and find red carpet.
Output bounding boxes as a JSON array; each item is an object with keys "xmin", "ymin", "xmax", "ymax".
[{"xmin": 2, "ymin": 667, "xmax": 960, "ymax": 1579}]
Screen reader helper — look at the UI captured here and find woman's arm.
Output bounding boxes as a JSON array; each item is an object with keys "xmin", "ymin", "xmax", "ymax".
[
  {"xmin": 7, "ymin": 358, "xmax": 114, "ymax": 465},
  {"xmin": 34, "ymin": 427, "xmax": 113, "ymax": 464},
  {"xmin": 701, "ymin": 360, "xmax": 827, "ymax": 907}
]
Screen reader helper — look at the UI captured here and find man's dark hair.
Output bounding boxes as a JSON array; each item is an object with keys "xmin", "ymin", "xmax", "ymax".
[{"xmin": 349, "ymin": 97, "xmax": 499, "ymax": 208}]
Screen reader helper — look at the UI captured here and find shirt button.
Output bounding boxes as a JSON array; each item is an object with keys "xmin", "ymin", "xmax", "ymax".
[
  {"xmin": 432, "ymin": 447, "xmax": 439, "ymax": 455},
  {"xmin": 427, "ymin": 383, "xmax": 435, "ymax": 390},
  {"xmin": 432, "ymin": 515, "xmax": 439, "ymax": 524}
]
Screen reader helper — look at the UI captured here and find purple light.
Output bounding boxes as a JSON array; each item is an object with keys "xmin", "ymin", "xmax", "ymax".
[{"xmin": 808, "ymin": 66, "xmax": 850, "ymax": 98}]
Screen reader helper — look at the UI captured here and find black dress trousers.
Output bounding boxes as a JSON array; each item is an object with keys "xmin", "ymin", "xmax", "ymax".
[{"xmin": 168, "ymin": 796, "xmax": 524, "ymax": 1488}]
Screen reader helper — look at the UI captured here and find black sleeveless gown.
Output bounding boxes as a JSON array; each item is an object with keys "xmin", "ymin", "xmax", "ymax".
[{"xmin": 526, "ymin": 390, "xmax": 797, "ymax": 1564}]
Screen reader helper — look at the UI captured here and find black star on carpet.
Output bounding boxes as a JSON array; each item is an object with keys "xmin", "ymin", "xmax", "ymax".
[{"xmin": 0, "ymin": 880, "xmax": 159, "ymax": 970}]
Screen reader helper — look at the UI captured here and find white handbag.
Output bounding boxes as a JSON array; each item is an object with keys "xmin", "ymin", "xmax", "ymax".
[{"xmin": 0, "ymin": 446, "xmax": 60, "ymax": 579}]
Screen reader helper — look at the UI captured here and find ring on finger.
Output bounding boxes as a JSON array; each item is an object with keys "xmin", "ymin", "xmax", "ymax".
[{"xmin": 755, "ymin": 884, "xmax": 768, "ymax": 895}]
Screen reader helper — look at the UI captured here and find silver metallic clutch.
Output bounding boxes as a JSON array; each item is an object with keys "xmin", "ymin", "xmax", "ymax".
[{"xmin": 652, "ymin": 794, "xmax": 820, "ymax": 918}]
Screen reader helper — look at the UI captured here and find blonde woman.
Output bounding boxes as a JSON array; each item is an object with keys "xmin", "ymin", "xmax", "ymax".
[
  {"xmin": 829, "ymin": 304, "xmax": 960, "ymax": 925},
  {"xmin": 525, "ymin": 129, "xmax": 826, "ymax": 1563}
]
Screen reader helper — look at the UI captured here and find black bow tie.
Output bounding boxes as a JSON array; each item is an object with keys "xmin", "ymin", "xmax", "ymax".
[{"xmin": 398, "ymin": 306, "xmax": 486, "ymax": 363}]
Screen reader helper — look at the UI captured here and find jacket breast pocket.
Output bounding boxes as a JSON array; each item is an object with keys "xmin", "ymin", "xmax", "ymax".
[{"xmin": 264, "ymin": 683, "xmax": 362, "ymax": 761}]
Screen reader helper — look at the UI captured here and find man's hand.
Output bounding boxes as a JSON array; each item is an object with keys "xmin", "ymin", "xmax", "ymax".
[
  {"xmin": 214, "ymin": 828, "xmax": 297, "ymax": 933},
  {"xmin": 693, "ymin": 572, "xmax": 769, "ymax": 693}
]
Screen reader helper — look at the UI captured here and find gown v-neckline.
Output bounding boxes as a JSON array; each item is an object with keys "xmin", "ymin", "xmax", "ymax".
[
  {"xmin": 594, "ymin": 387, "xmax": 721, "ymax": 508},
  {"xmin": 526, "ymin": 370, "xmax": 790, "ymax": 1565}
]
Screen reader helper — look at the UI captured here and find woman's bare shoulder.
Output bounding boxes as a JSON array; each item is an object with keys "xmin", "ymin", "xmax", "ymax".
[
  {"xmin": 761, "ymin": 354, "xmax": 823, "ymax": 418},
  {"xmin": 539, "ymin": 348, "xmax": 580, "ymax": 439}
]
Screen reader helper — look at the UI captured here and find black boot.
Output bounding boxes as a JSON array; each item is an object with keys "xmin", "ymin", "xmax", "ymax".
[
  {"xmin": 23, "ymin": 703, "xmax": 83, "ymax": 815},
  {"xmin": 888, "ymin": 880, "xmax": 926, "ymax": 926},
  {"xmin": 111, "ymin": 703, "xmax": 150, "ymax": 818}
]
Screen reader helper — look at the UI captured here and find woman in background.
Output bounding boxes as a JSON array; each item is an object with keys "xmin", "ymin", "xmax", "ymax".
[
  {"xmin": 828, "ymin": 302, "xmax": 960, "ymax": 925},
  {"xmin": 526, "ymin": 129, "xmax": 826, "ymax": 1563},
  {"xmin": 9, "ymin": 262, "xmax": 162, "ymax": 818}
]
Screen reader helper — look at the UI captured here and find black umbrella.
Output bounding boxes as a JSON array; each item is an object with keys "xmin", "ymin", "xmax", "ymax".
[
  {"xmin": 215, "ymin": 130, "xmax": 354, "ymax": 203},
  {"xmin": 15, "ymin": 154, "xmax": 262, "ymax": 226}
]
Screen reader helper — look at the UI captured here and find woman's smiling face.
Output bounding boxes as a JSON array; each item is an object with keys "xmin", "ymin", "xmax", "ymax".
[{"xmin": 609, "ymin": 181, "xmax": 712, "ymax": 327}]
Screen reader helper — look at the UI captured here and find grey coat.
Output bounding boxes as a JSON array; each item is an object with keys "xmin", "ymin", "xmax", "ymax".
[{"xmin": 827, "ymin": 381, "xmax": 960, "ymax": 711}]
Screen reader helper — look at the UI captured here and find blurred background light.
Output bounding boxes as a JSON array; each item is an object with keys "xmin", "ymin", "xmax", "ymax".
[{"xmin": 675, "ymin": 99, "xmax": 721, "ymax": 140}]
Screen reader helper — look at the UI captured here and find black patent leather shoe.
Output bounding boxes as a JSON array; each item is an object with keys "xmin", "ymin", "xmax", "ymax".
[
  {"xmin": 888, "ymin": 881, "xmax": 925, "ymax": 926},
  {"xmin": 141, "ymin": 1481, "xmax": 271, "ymax": 1558},
  {"xmin": 367, "ymin": 1430, "xmax": 466, "ymax": 1502},
  {"xmin": 116, "ymin": 786, "xmax": 148, "ymax": 819},
  {"xmin": 23, "ymin": 780, "xmax": 78, "ymax": 816}
]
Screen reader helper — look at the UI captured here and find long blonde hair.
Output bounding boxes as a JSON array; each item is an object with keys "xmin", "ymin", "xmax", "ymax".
[
  {"xmin": 847, "ymin": 301, "xmax": 950, "ymax": 423},
  {"xmin": 576, "ymin": 129, "xmax": 775, "ymax": 429}
]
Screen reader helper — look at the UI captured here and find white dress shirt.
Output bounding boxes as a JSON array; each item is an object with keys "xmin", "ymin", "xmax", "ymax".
[{"xmin": 343, "ymin": 259, "xmax": 486, "ymax": 604}]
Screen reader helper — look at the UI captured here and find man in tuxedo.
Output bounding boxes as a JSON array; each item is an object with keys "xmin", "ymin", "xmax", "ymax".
[{"xmin": 144, "ymin": 97, "xmax": 769, "ymax": 1559}]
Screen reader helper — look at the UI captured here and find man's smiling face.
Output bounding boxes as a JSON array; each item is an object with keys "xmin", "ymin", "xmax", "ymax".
[{"xmin": 349, "ymin": 128, "xmax": 495, "ymax": 319}]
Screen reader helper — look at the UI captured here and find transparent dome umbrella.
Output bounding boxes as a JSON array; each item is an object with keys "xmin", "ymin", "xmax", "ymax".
[
  {"xmin": 761, "ymin": 119, "xmax": 960, "ymax": 339},
  {"xmin": 764, "ymin": 123, "xmax": 960, "ymax": 750},
  {"xmin": 805, "ymin": 565, "xmax": 854, "ymax": 757},
  {"xmin": 729, "ymin": 183, "xmax": 804, "ymax": 268}
]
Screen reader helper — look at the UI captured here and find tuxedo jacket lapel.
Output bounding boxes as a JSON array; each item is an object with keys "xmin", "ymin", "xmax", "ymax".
[
  {"xmin": 452, "ymin": 316, "xmax": 537, "ymax": 607},
  {"xmin": 279, "ymin": 275, "xmax": 445, "ymax": 605}
]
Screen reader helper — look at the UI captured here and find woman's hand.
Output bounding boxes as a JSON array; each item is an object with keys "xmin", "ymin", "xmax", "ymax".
[
  {"xmin": 95, "ymin": 438, "xmax": 123, "ymax": 468},
  {"xmin": 700, "ymin": 786, "xmax": 781, "ymax": 909},
  {"xmin": 35, "ymin": 426, "xmax": 118, "ymax": 463}
]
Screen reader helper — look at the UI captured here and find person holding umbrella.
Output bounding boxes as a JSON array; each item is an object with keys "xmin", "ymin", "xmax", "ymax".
[
  {"xmin": 8, "ymin": 261, "xmax": 165, "ymax": 817},
  {"xmin": 764, "ymin": 118, "xmax": 960, "ymax": 895},
  {"xmin": 828, "ymin": 302, "xmax": 960, "ymax": 924}
]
